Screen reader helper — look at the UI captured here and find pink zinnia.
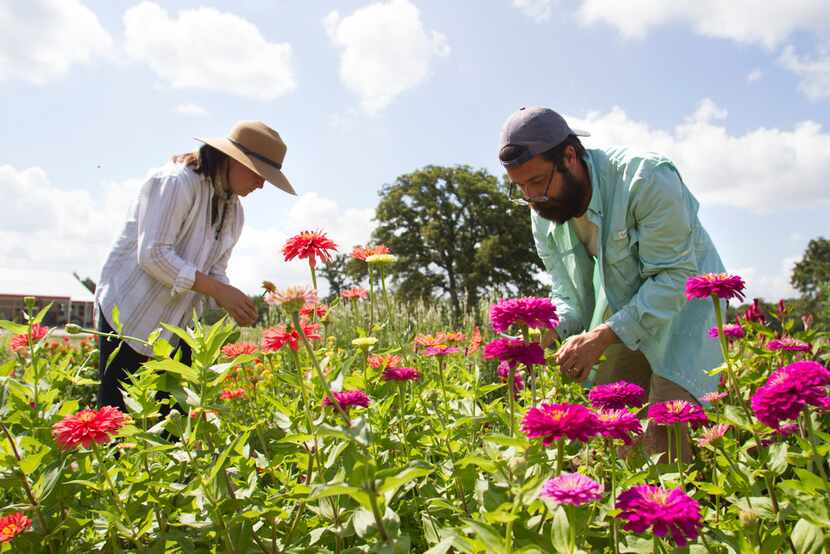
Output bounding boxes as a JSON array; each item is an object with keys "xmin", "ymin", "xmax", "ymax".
[
  {"xmin": 489, "ymin": 297, "xmax": 559, "ymax": 333},
  {"xmin": 341, "ymin": 287, "xmax": 369, "ymax": 300},
  {"xmin": 595, "ymin": 409, "xmax": 643, "ymax": 445},
  {"xmin": 322, "ymin": 390, "xmax": 371, "ymax": 411},
  {"xmin": 700, "ymin": 391, "xmax": 728, "ymax": 403},
  {"xmin": 222, "ymin": 342, "xmax": 258, "ymax": 358},
  {"xmin": 300, "ymin": 303, "xmax": 329, "ymax": 319},
  {"xmin": 52, "ymin": 406, "xmax": 127, "ymax": 450},
  {"xmin": 483, "ymin": 338, "xmax": 545, "ymax": 367},
  {"xmin": 685, "ymin": 273, "xmax": 746, "ymax": 302},
  {"xmin": 219, "ymin": 387, "xmax": 246, "ymax": 401},
  {"xmin": 588, "ymin": 381, "xmax": 646, "ymax": 410},
  {"xmin": 742, "ymin": 298, "xmax": 766, "ymax": 324},
  {"xmin": 647, "ymin": 401, "xmax": 708, "ymax": 428},
  {"xmin": 521, "ymin": 403, "xmax": 599, "ymax": 445},
  {"xmin": 616, "ymin": 484, "xmax": 701, "ymax": 547},
  {"xmin": 766, "ymin": 337, "xmax": 811, "ymax": 352},
  {"xmin": 382, "ymin": 367, "xmax": 420, "ymax": 382},
  {"xmin": 0, "ymin": 512, "xmax": 31, "ymax": 543},
  {"xmin": 262, "ymin": 326, "xmax": 299, "ymax": 352},
  {"xmin": 8, "ymin": 323, "xmax": 49, "ymax": 352},
  {"xmin": 368, "ymin": 354, "xmax": 402, "ymax": 370},
  {"xmin": 707, "ymin": 324, "xmax": 745, "ymax": 341},
  {"xmin": 695, "ymin": 424, "xmax": 730, "ymax": 447},
  {"xmin": 282, "ymin": 230, "xmax": 338, "ymax": 268},
  {"xmin": 497, "ymin": 361, "xmax": 525, "ymax": 394},
  {"xmin": 422, "ymin": 345, "xmax": 461, "ymax": 357},
  {"xmin": 351, "ymin": 244, "xmax": 391, "ymax": 261},
  {"xmin": 751, "ymin": 361, "xmax": 830, "ymax": 429},
  {"xmin": 541, "ymin": 473, "xmax": 604, "ymax": 506},
  {"xmin": 267, "ymin": 285, "xmax": 317, "ymax": 313}
]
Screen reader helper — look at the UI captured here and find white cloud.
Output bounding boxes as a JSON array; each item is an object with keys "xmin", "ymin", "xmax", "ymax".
[
  {"xmin": 123, "ymin": 2, "xmax": 295, "ymax": 101},
  {"xmin": 324, "ymin": 0, "xmax": 450, "ymax": 114},
  {"xmin": 0, "ymin": 0, "xmax": 112, "ymax": 84},
  {"xmin": 567, "ymin": 98, "xmax": 830, "ymax": 213},
  {"xmin": 746, "ymin": 68, "xmax": 763, "ymax": 82},
  {"xmin": 779, "ymin": 45, "xmax": 830, "ymax": 101},
  {"xmin": 0, "ymin": 165, "xmax": 374, "ymax": 298},
  {"xmin": 512, "ymin": 0, "xmax": 553, "ymax": 22},
  {"xmin": 174, "ymin": 103, "xmax": 208, "ymax": 116},
  {"xmin": 736, "ymin": 256, "xmax": 800, "ymax": 301},
  {"xmin": 575, "ymin": 0, "xmax": 830, "ymax": 48}
]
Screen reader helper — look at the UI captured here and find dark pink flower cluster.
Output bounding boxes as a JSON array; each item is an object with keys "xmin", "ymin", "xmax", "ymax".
[
  {"xmin": 647, "ymin": 401, "xmax": 708, "ymax": 428},
  {"xmin": 740, "ymin": 298, "xmax": 766, "ymax": 324},
  {"xmin": 322, "ymin": 390, "xmax": 371, "ymax": 411},
  {"xmin": 382, "ymin": 367, "xmax": 420, "ymax": 382},
  {"xmin": 595, "ymin": 409, "xmax": 643, "ymax": 444},
  {"xmin": 489, "ymin": 297, "xmax": 559, "ymax": 333},
  {"xmin": 483, "ymin": 338, "xmax": 545, "ymax": 367},
  {"xmin": 685, "ymin": 273, "xmax": 746, "ymax": 302},
  {"xmin": 521, "ymin": 403, "xmax": 599, "ymax": 445},
  {"xmin": 751, "ymin": 361, "xmax": 830, "ymax": 429},
  {"xmin": 541, "ymin": 472, "xmax": 603, "ymax": 506},
  {"xmin": 588, "ymin": 381, "xmax": 646, "ymax": 410},
  {"xmin": 707, "ymin": 324, "xmax": 745, "ymax": 341},
  {"xmin": 765, "ymin": 337, "xmax": 811, "ymax": 352},
  {"xmin": 616, "ymin": 484, "xmax": 701, "ymax": 547},
  {"xmin": 497, "ymin": 361, "xmax": 525, "ymax": 395}
]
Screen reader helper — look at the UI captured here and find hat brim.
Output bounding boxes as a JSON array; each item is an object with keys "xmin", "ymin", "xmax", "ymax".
[{"xmin": 195, "ymin": 137, "xmax": 296, "ymax": 196}]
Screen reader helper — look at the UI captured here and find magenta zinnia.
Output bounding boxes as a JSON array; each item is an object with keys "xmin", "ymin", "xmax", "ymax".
[
  {"xmin": 282, "ymin": 230, "xmax": 338, "ymax": 268},
  {"xmin": 382, "ymin": 367, "xmax": 420, "ymax": 382},
  {"xmin": 521, "ymin": 403, "xmax": 599, "ymax": 445},
  {"xmin": 588, "ymin": 380, "xmax": 646, "ymax": 410},
  {"xmin": 489, "ymin": 297, "xmax": 559, "ymax": 333},
  {"xmin": 52, "ymin": 406, "xmax": 128, "ymax": 450},
  {"xmin": 322, "ymin": 390, "xmax": 371, "ymax": 411},
  {"xmin": 766, "ymin": 337, "xmax": 811, "ymax": 352},
  {"xmin": 751, "ymin": 361, "xmax": 830, "ymax": 429},
  {"xmin": 541, "ymin": 472, "xmax": 604, "ymax": 506},
  {"xmin": 707, "ymin": 324, "xmax": 745, "ymax": 341},
  {"xmin": 422, "ymin": 345, "xmax": 461, "ymax": 357},
  {"xmin": 647, "ymin": 400, "xmax": 708, "ymax": 428},
  {"xmin": 685, "ymin": 273, "xmax": 746, "ymax": 302},
  {"xmin": 497, "ymin": 361, "xmax": 525, "ymax": 394},
  {"xmin": 616, "ymin": 484, "xmax": 701, "ymax": 547},
  {"xmin": 483, "ymin": 338, "xmax": 545, "ymax": 367},
  {"xmin": 595, "ymin": 409, "xmax": 643, "ymax": 445}
]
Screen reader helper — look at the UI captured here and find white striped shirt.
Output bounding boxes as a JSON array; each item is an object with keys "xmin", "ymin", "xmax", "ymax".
[{"xmin": 95, "ymin": 162, "xmax": 243, "ymax": 356}]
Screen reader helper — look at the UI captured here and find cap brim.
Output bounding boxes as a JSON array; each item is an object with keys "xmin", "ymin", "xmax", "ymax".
[
  {"xmin": 195, "ymin": 137, "xmax": 296, "ymax": 195},
  {"xmin": 571, "ymin": 128, "xmax": 591, "ymax": 137}
]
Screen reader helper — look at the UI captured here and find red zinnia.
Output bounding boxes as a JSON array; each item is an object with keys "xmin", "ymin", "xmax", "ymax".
[
  {"xmin": 262, "ymin": 325, "xmax": 299, "ymax": 352},
  {"xmin": 0, "ymin": 512, "xmax": 31, "ymax": 543},
  {"xmin": 483, "ymin": 338, "xmax": 545, "ymax": 367},
  {"xmin": 685, "ymin": 273, "xmax": 746, "ymax": 302},
  {"xmin": 588, "ymin": 381, "xmax": 646, "ymax": 410},
  {"xmin": 220, "ymin": 388, "xmax": 246, "ymax": 401},
  {"xmin": 322, "ymin": 390, "xmax": 371, "ymax": 411},
  {"xmin": 222, "ymin": 342, "xmax": 258, "ymax": 358},
  {"xmin": 341, "ymin": 287, "xmax": 369, "ymax": 300},
  {"xmin": 766, "ymin": 337, "xmax": 811, "ymax": 352},
  {"xmin": 9, "ymin": 323, "xmax": 49, "ymax": 352},
  {"xmin": 282, "ymin": 230, "xmax": 338, "ymax": 268},
  {"xmin": 422, "ymin": 345, "xmax": 461, "ymax": 357},
  {"xmin": 52, "ymin": 406, "xmax": 127, "ymax": 450},
  {"xmin": 300, "ymin": 303, "xmax": 329, "ymax": 319}
]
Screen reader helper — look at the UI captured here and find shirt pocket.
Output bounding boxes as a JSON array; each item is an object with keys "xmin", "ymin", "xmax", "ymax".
[{"xmin": 604, "ymin": 228, "xmax": 642, "ymax": 292}]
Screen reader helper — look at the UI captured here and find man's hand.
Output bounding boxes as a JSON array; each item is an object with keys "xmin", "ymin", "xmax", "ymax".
[
  {"xmin": 541, "ymin": 328, "xmax": 560, "ymax": 350},
  {"xmin": 555, "ymin": 324, "xmax": 619, "ymax": 382}
]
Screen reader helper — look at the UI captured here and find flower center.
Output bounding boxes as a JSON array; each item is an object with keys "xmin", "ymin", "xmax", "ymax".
[
  {"xmin": 645, "ymin": 488, "xmax": 669, "ymax": 505},
  {"xmin": 2, "ymin": 523, "xmax": 18, "ymax": 535},
  {"xmin": 78, "ymin": 411, "xmax": 96, "ymax": 423},
  {"xmin": 665, "ymin": 401, "xmax": 685, "ymax": 414}
]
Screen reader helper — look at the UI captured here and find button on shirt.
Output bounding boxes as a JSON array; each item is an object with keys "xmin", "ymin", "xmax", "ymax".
[{"xmin": 95, "ymin": 162, "xmax": 243, "ymax": 357}]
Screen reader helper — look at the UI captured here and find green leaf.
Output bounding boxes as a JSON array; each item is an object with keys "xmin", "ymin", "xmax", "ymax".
[
  {"xmin": 792, "ymin": 519, "xmax": 824, "ymax": 554},
  {"xmin": 309, "ymin": 483, "xmax": 372, "ymax": 511},
  {"xmin": 0, "ymin": 320, "xmax": 28, "ymax": 335},
  {"xmin": 378, "ymin": 465, "xmax": 433, "ymax": 500},
  {"xmin": 208, "ymin": 431, "xmax": 250, "ymax": 484},
  {"xmin": 160, "ymin": 322, "xmax": 197, "ymax": 352},
  {"xmin": 144, "ymin": 358, "xmax": 199, "ymax": 383},
  {"xmin": 31, "ymin": 303, "xmax": 53, "ymax": 326},
  {"xmin": 768, "ymin": 442, "xmax": 789, "ymax": 476},
  {"xmin": 464, "ymin": 519, "xmax": 506, "ymax": 554},
  {"xmin": 456, "ymin": 455, "xmax": 497, "ymax": 474},
  {"xmin": 353, "ymin": 507, "xmax": 376, "ymax": 539},
  {"xmin": 550, "ymin": 505, "xmax": 570, "ymax": 554},
  {"xmin": 110, "ymin": 304, "xmax": 123, "ymax": 334},
  {"xmin": 483, "ymin": 434, "xmax": 530, "ymax": 449},
  {"xmin": 19, "ymin": 448, "xmax": 49, "ymax": 476},
  {"xmin": 105, "ymin": 342, "xmax": 122, "ymax": 372}
]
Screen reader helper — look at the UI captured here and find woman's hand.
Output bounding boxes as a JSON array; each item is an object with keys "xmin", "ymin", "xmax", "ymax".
[{"xmin": 214, "ymin": 283, "xmax": 258, "ymax": 327}]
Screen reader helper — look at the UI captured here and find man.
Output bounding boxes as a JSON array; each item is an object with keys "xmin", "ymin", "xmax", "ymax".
[{"xmin": 498, "ymin": 106, "xmax": 725, "ymax": 458}]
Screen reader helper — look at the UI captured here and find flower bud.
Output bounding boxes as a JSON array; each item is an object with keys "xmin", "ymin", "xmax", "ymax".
[
  {"xmin": 739, "ymin": 509, "xmax": 759, "ymax": 528},
  {"xmin": 65, "ymin": 323, "xmax": 82, "ymax": 334}
]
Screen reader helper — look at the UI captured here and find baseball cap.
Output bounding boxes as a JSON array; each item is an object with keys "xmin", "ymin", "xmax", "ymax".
[{"xmin": 498, "ymin": 107, "xmax": 590, "ymax": 168}]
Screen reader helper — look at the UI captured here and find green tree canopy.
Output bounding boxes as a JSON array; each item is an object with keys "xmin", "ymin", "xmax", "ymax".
[
  {"xmin": 372, "ymin": 165, "xmax": 545, "ymax": 322},
  {"xmin": 791, "ymin": 237, "xmax": 830, "ymax": 301}
]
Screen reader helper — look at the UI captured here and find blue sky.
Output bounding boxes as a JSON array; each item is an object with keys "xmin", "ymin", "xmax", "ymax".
[{"xmin": 2, "ymin": 0, "xmax": 829, "ymax": 302}]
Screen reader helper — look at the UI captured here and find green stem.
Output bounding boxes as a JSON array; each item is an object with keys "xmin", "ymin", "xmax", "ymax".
[
  {"xmin": 368, "ymin": 266, "xmax": 376, "ymax": 332},
  {"xmin": 803, "ymin": 411, "xmax": 830, "ymax": 515},
  {"xmin": 556, "ymin": 441, "xmax": 565, "ymax": 475},
  {"xmin": 397, "ymin": 382, "xmax": 409, "ymax": 460},
  {"xmin": 674, "ymin": 424, "xmax": 684, "ymax": 490},
  {"xmin": 309, "ymin": 262, "xmax": 318, "ymax": 291},
  {"xmin": 507, "ymin": 364, "xmax": 516, "ymax": 437}
]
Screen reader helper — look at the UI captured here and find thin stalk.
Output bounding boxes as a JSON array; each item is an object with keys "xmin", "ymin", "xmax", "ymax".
[
  {"xmin": 521, "ymin": 327, "xmax": 537, "ymax": 405},
  {"xmin": 507, "ymin": 364, "xmax": 516, "ymax": 437},
  {"xmin": 397, "ymin": 382, "xmax": 409, "ymax": 460},
  {"xmin": 368, "ymin": 266, "xmax": 376, "ymax": 331},
  {"xmin": 674, "ymin": 424, "xmax": 685, "ymax": 490}
]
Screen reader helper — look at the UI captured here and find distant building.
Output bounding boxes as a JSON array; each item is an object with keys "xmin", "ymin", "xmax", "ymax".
[{"xmin": 0, "ymin": 269, "xmax": 95, "ymax": 327}]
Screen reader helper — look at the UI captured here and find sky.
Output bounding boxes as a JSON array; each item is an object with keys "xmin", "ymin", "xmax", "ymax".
[{"xmin": 1, "ymin": 0, "xmax": 829, "ymax": 303}]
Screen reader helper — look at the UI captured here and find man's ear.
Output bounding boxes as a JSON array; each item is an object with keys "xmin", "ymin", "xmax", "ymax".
[{"xmin": 563, "ymin": 145, "xmax": 578, "ymax": 168}]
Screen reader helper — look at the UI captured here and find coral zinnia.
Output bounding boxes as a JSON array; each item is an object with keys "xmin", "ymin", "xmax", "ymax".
[
  {"xmin": 368, "ymin": 354, "xmax": 402, "ymax": 370},
  {"xmin": 465, "ymin": 326, "xmax": 482, "ymax": 357},
  {"xmin": 8, "ymin": 323, "xmax": 49, "ymax": 352},
  {"xmin": 0, "ymin": 512, "xmax": 31, "ymax": 543},
  {"xmin": 52, "ymin": 406, "xmax": 127, "ymax": 450},
  {"xmin": 751, "ymin": 361, "xmax": 830, "ymax": 429},
  {"xmin": 707, "ymin": 324, "xmax": 745, "ymax": 341},
  {"xmin": 766, "ymin": 337, "xmax": 811, "ymax": 352},
  {"xmin": 521, "ymin": 403, "xmax": 599, "ymax": 444},
  {"xmin": 351, "ymin": 244, "xmax": 391, "ymax": 261},
  {"xmin": 382, "ymin": 367, "xmax": 420, "ymax": 382},
  {"xmin": 695, "ymin": 424, "xmax": 730, "ymax": 448},
  {"xmin": 341, "ymin": 287, "xmax": 369, "ymax": 300},
  {"xmin": 282, "ymin": 230, "xmax": 338, "ymax": 268},
  {"xmin": 700, "ymin": 391, "xmax": 728, "ymax": 403},
  {"xmin": 588, "ymin": 381, "xmax": 646, "ymax": 410},
  {"xmin": 685, "ymin": 273, "xmax": 746, "ymax": 302},
  {"xmin": 489, "ymin": 297, "xmax": 559, "ymax": 333},
  {"xmin": 219, "ymin": 387, "xmax": 246, "ymax": 401},
  {"xmin": 222, "ymin": 342, "xmax": 258, "ymax": 358},
  {"xmin": 616, "ymin": 484, "xmax": 701, "ymax": 547},
  {"xmin": 541, "ymin": 472, "xmax": 604, "ymax": 506},
  {"xmin": 300, "ymin": 303, "xmax": 329, "ymax": 319},
  {"xmin": 322, "ymin": 390, "xmax": 371, "ymax": 411},
  {"xmin": 595, "ymin": 409, "xmax": 643, "ymax": 445},
  {"xmin": 262, "ymin": 323, "xmax": 321, "ymax": 353},
  {"xmin": 647, "ymin": 400, "xmax": 708, "ymax": 428},
  {"xmin": 483, "ymin": 338, "xmax": 545, "ymax": 367},
  {"xmin": 267, "ymin": 285, "xmax": 317, "ymax": 313}
]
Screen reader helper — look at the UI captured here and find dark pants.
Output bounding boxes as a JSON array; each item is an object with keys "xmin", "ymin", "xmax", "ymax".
[{"xmin": 97, "ymin": 308, "xmax": 191, "ymax": 412}]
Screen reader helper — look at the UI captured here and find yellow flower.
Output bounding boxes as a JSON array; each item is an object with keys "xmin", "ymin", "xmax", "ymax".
[
  {"xmin": 351, "ymin": 337, "xmax": 378, "ymax": 350},
  {"xmin": 365, "ymin": 254, "xmax": 397, "ymax": 266}
]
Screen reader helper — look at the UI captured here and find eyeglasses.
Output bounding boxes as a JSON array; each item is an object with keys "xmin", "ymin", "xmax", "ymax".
[{"xmin": 508, "ymin": 166, "xmax": 556, "ymax": 206}]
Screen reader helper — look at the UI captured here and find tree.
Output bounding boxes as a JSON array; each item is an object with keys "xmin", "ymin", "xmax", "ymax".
[
  {"xmin": 372, "ymin": 165, "xmax": 545, "ymax": 322},
  {"xmin": 791, "ymin": 237, "xmax": 830, "ymax": 302},
  {"xmin": 318, "ymin": 253, "xmax": 366, "ymax": 303}
]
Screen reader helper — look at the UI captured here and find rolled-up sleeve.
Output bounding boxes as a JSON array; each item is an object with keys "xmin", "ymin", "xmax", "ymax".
[
  {"xmin": 606, "ymin": 164, "xmax": 699, "ymax": 350},
  {"xmin": 532, "ymin": 213, "xmax": 585, "ymax": 341},
  {"xmin": 136, "ymin": 174, "xmax": 198, "ymax": 295}
]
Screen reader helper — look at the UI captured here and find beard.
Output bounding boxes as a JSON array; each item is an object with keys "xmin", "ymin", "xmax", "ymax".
[{"xmin": 530, "ymin": 167, "xmax": 589, "ymax": 224}]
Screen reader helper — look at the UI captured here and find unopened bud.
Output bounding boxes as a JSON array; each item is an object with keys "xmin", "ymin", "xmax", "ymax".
[
  {"xmin": 24, "ymin": 296, "xmax": 36, "ymax": 309},
  {"xmin": 65, "ymin": 323, "xmax": 82, "ymax": 334},
  {"xmin": 739, "ymin": 509, "xmax": 759, "ymax": 528}
]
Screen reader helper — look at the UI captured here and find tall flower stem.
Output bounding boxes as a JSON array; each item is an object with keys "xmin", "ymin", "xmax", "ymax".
[
  {"xmin": 368, "ymin": 266, "xmax": 376, "ymax": 331},
  {"xmin": 712, "ymin": 297, "xmax": 749, "ymax": 416},
  {"xmin": 803, "ymin": 411, "xmax": 830, "ymax": 515},
  {"xmin": 507, "ymin": 364, "xmax": 516, "ymax": 437},
  {"xmin": 606, "ymin": 440, "xmax": 620, "ymax": 554},
  {"xmin": 521, "ymin": 328, "xmax": 537, "ymax": 405},
  {"xmin": 379, "ymin": 266, "xmax": 393, "ymax": 330},
  {"xmin": 674, "ymin": 424, "xmax": 685, "ymax": 491},
  {"xmin": 309, "ymin": 262, "xmax": 318, "ymax": 291},
  {"xmin": 556, "ymin": 441, "xmax": 565, "ymax": 475},
  {"xmin": 397, "ymin": 382, "xmax": 409, "ymax": 460},
  {"xmin": 436, "ymin": 357, "xmax": 451, "ymax": 424}
]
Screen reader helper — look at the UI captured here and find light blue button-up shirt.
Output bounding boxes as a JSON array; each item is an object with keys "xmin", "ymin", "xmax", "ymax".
[{"xmin": 531, "ymin": 146, "xmax": 725, "ymax": 401}]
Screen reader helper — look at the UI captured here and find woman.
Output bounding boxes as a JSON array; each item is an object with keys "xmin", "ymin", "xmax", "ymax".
[{"xmin": 95, "ymin": 121, "xmax": 295, "ymax": 410}]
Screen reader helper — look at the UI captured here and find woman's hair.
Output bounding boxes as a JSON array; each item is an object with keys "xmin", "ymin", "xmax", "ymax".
[{"xmin": 178, "ymin": 144, "xmax": 230, "ymax": 182}]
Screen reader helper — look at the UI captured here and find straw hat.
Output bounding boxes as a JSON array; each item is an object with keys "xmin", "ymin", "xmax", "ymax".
[{"xmin": 196, "ymin": 121, "xmax": 295, "ymax": 195}]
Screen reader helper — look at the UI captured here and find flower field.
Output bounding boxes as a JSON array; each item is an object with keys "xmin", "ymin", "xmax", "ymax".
[{"xmin": 1, "ymin": 232, "xmax": 829, "ymax": 553}]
